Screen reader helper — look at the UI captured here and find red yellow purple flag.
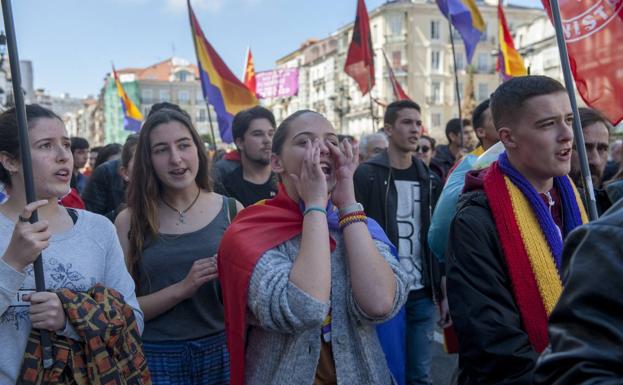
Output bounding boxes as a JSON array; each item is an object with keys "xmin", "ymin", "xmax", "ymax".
[
  {"xmin": 112, "ymin": 66, "xmax": 143, "ymax": 132},
  {"xmin": 497, "ymin": 2, "xmax": 527, "ymax": 80},
  {"xmin": 187, "ymin": 0, "xmax": 258, "ymax": 143}
]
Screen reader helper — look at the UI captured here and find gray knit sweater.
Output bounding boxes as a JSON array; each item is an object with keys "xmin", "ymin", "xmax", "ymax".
[
  {"xmin": 245, "ymin": 231, "xmax": 410, "ymax": 385},
  {"xmin": 0, "ymin": 209, "xmax": 142, "ymax": 385}
]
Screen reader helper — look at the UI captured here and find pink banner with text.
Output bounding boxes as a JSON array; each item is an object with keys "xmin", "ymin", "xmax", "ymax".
[{"xmin": 255, "ymin": 68, "xmax": 299, "ymax": 99}]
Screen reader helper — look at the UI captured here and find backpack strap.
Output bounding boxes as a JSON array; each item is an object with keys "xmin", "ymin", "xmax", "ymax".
[{"xmin": 225, "ymin": 197, "xmax": 238, "ymax": 224}]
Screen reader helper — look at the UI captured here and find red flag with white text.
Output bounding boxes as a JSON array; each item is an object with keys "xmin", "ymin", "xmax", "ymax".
[
  {"xmin": 541, "ymin": 0, "xmax": 623, "ymax": 124},
  {"xmin": 344, "ymin": 0, "xmax": 375, "ymax": 95}
]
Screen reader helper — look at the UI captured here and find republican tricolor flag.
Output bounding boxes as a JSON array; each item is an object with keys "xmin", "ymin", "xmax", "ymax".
[
  {"xmin": 436, "ymin": 0, "xmax": 485, "ymax": 64},
  {"xmin": 188, "ymin": 0, "xmax": 258, "ymax": 143},
  {"xmin": 112, "ymin": 66, "xmax": 143, "ymax": 132},
  {"xmin": 496, "ymin": 2, "xmax": 527, "ymax": 80}
]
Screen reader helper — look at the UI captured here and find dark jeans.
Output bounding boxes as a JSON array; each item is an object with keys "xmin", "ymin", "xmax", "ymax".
[{"xmin": 406, "ymin": 295, "xmax": 435, "ymax": 385}]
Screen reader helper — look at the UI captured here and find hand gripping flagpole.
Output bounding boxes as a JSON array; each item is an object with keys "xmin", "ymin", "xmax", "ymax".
[
  {"xmin": 1, "ymin": 0, "xmax": 54, "ymax": 368},
  {"xmin": 548, "ymin": 0, "xmax": 598, "ymax": 220}
]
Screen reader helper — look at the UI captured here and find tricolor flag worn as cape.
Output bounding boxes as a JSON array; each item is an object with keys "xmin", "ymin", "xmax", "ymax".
[
  {"xmin": 344, "ymin": 0, "xmax": 375, "ymax": 95},
  {"xmin": 112, "ymin": 66, "xmax": 143, "ymax": 132},
  {"xmin": 187, "ymin": 0, "xmax": 258, "ymax": 143},
  {"xmin": 496, "ymin": 2, "xmax": 527, "ymax": 80},
  {"xmin": 436, "ymin": 0, "xmax": 485, "ymax": 64}
]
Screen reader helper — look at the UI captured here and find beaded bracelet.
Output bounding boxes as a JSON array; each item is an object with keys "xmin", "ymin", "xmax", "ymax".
[
  {"xmin": 303, "ymin": 206, "xmax": 327, "ymax": 216},
  {"xmin": 339, "ymin": 211, "xmax": 367, "ymax": 230}
]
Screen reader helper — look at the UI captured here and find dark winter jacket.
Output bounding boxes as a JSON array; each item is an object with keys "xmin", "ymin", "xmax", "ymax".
[
  {"xmin": 353, "ymin": 150, "xmax": 442, "ymax": 300},
  {"xmin": 432, "ymin": 144, "xmax": 456, "ymax": 177},
  {"xmin": 447, "ymin": 168, "xmax": 539, "ymax": 385},
  {"xmin": 82, "ymin": 159, "xmax": 126, "ymax": 219},
  {"xmin": 534, "ymin": 199, "xmax": 623, "ymax": 385}
]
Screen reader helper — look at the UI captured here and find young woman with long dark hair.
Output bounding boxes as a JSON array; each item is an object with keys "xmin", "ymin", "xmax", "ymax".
[
  {"xmin": 218, "ymin": 110, "xmax": 409, "ymax": 385},
  {"xmin": 115, "ymin": 106, "xmax": 241, "ymax": 384}
]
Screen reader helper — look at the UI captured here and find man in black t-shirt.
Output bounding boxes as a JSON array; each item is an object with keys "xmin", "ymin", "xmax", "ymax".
[
  {"xmin": 215, "ymin": 106, "xmax": 278, "ymax": 206},
  {"xmin": 354, "ymin": 100, "xmax": 442, "ymax": 385}
]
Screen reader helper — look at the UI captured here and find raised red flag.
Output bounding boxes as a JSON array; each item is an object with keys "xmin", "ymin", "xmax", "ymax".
[
  {"xmin": 344, "ymin": 0, "xmax": 375, "ymax": 95},
  {"xmin": 243, "ymin": 47, "xmax": 257, "ymax": 97},
  {"xmin": 382, "ymin": 50, "xmax": 411, "ymax": 101},
  {"xmin": 542, "ymin": 0, "xmax": 623, "ymax": 124}
]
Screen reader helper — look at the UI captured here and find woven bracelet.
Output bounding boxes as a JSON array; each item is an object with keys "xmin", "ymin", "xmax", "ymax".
[
  {"xmin": 303, "ymin": 206, "xmax": 327, "ymax": 216},
  {"xmin": 339, "ymin": 213, "xmax": 367, "ymax": 230}
]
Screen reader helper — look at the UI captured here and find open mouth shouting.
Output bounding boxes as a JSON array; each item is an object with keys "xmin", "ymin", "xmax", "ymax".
[
  {"xmin": 556, "ymin": 148, "xmax": 572, "ymax": 161},
  {"xmin": 54, "ymin": 168, "xmax": 71, "ymax": 182}
]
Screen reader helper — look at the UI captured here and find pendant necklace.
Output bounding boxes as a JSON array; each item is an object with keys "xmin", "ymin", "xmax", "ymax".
[{"xmin": 162, "ymin": 188, "xmax": 201, "ymax": 225}]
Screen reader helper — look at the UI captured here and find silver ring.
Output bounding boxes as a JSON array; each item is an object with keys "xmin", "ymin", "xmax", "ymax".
[{"xmin": 18, "ymin": 215, "xmax": 29, "ymax": 223}]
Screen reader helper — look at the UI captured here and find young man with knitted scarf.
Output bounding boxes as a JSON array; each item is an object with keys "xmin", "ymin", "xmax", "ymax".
[{"xmin": 446, "ymin": 76, "xmax": 588, "ymax": 385}]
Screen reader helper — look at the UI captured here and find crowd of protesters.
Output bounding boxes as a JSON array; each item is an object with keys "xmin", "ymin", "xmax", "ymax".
[{"xmin": 1, "ymin": 75, "xmax": 623, "ymax": 385}]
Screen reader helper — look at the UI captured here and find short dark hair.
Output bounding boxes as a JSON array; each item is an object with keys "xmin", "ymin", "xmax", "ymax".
[
  {"xmin": 70, "ymin": 137, "xmax": 89, "ymax": 153},
  {"xmin": 445, "ymin": 118, "xmax": 462, "ymax": 142},
  {"xmin": 579, "ymin": 107, "xmax": 611, "ymax": 133},
  {"xmin": 232, "ymin": 106, "xmax": 276, "ymax": 142},
  {"xmin": 490, "ymin": 75, "xmax": 566, "ymax": 130},
  {"xmin": 384, "ymin": 100, "xmax": 421, "ymax": 126},
  {"xmin": 93, "ymin": 143, "xmax": 122, "ymax": 170},
  {"xmin": 472, "ymin": 99, "xmax": 490, "ymax": 130},
  {"xmin": 0, "ymin": 104, "xmax": 62, "ymax": 187},
  {"xmin": 420, "ymin": 135, "xmax": 436, "ymax": 149}
]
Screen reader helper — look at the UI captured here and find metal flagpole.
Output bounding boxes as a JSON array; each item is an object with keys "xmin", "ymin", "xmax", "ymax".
[
  {"xmin": 1, "ymin": 0, "xmax": 54, "ymax": 368},
  {"xmin": 187, "ymin": 0, "xmax": 218, "ymax": 150},
  {"xmin": 367, "ymin": 72, "xmax": 376, "ymax": 132},
  {"xmin": 447, "ymin": 11, "xmax": 465, "ymax": 148},
  {"xmin": 205, "ymin": 103, "xmax": 217, "ymax": 150},
  {"xmin": 548, "ymin": 0, "xmax": 598, "ymax": 220}
]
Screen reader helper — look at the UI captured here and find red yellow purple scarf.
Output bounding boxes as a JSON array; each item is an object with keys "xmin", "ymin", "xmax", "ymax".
[{"xmin": 483, "ymin": 153, "xmax": 588, "ymax": 352}]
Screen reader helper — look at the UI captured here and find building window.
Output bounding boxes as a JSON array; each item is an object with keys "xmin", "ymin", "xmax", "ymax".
[
  {"xmin": 197, "ymin": 108, "xmax": 207, "ymax": 122},
  {"xmin": 431, "ymin": 20, "xmax": 440, "ymax": 40},
  {"xmin": 159, "ymin": 89, "xmax": 170, "ymax": 102},
  {"xmin": 392, "ymin": 51, "xmax": 402, "ymax": 69},
  {"xmin": 431, "ymin": 50, "xmax": 441, "ymax": 73},
  {"xmin": 389, "ymin": 15, "xmax": 402, "ymax": 36},
  {"xmin": 432, "ymin": 81, "xmax": 442, "ymax": 104},
  {"xmin": 478, "ymin": 83, "xmax": 489, "ymax": 101},
  {"xmin": 176, "ymin": 70, "xmax": 190, "ymax": 82},
  {"xmin": 480, "ymin": 24, "xmax": 488, "ymax": 41},
  {"xmin": 141, "ymin": 89, "xmax": 153, "ymax": 103},
  {"xmin": 477, "ymin": 53, "xmax": 489, "ymax": 72},
  {"xmin": 178, "ymin": 90, "xmax": 190, "ymax": 103},
  {"xmin": 196, "ymin": 89, "xmax": 204, "ymax": 103},
  {"xmin": 454, "ymin": 52, "xmax": 464, "ymax": 71},
  {"xmin": 432, "ymin": 112, "xmax": 442, "ymax": 128}
]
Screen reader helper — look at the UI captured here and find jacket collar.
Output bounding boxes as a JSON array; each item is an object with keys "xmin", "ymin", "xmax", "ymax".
[{"xmin": 366, "ymin": 149, "xmax": 430, "ymax": 183}]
